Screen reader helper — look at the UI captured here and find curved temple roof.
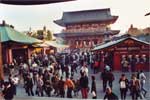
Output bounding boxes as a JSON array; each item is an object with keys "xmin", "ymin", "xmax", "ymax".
[
  {"xmin": 0, "ymin": 26, "xmax": 42, "ymax": 44},
  {"xmin": 54, "ymin": 8, "xmax": 118, "ymax": 26},
  {"xmin": 145, "ymin": 12, "xmax": 150, "ymax": 16},
  {"xmin": 92, "ymin": 37, "xmax": 150, "ymax": 51},
  {"xmin": 1, "ymin": 0, "xmax": 75, "ymax": 5}
]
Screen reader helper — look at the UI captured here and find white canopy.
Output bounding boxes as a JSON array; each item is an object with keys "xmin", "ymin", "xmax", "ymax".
[{"xmin": 34, "ymin": 40, "xmax": 69, "ymax": 48}]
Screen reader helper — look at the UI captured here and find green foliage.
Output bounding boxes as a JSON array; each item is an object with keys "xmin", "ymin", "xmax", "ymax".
[
  {"xmin": 46, "ymin": 30, "xmax": 52, "ymax": 40},
  {"xmin": 31, "ymin": 33, "xmax": 37, "ymax": 38},
  {"xmin": 28, "ymin": 27, "xmax": 53, "ymax": 40}
]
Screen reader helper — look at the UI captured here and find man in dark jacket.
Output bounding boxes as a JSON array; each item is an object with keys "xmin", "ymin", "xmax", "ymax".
[
  {"xmin": 25, "ymin": 74, "xmax": 34, "ymax": 96},
  {"xmin": 101, "ymin": 69, "xmax": 108, "ymax": 92},
  {"xmin": 108, "ymin": 70, "xmax": 115, "ymax": 89},
  {"xmin": 91, "ymin": 75, "xmax": 97, "ymax": 99},
  {"xmin": 104, "ymin": 87, "xmax": 118, "ymax": 100},
  {"xmin": 2, "ymin": 81, "xmax": 14, "ymax": 100},
  {"xmin": 80, "ymin": 71, "xmax": 89, "ymax": 99},
  {"xmin": 58, "ymin": 76, "xmax": 65, "ymax": 98}
]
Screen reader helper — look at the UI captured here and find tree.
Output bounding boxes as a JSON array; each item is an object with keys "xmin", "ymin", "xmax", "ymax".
[
  {"xmin": 45, "ymin": 30, "xmax": 53, "ymax": 40},
  {"xmin": 31, "ymin": 32, "xmax": 38, "ymax": 38}
]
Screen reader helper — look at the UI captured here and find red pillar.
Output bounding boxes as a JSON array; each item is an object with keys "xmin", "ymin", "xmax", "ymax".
[
  {"xmin": 0, "ymin": 42, "xmax": 4, "ymax": 80},
  {"xmin": 113, "ymin": 53, "xmax": 121, "ymax": 71},
  {"xmin": 7, "ymin": 48, "xmax": 12, "ymax": 64}
]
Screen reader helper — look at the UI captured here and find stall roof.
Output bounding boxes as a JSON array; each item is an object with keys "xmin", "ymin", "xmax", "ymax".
[
  {"xmin": 0, "ymin": 26, "xmax": 42, "ymax": 44},
  {"xmin": 34, "ymin": 41, "xmax": 69, "ymax": 48},
  {"xmin": 45, "ymin": 41, "xmax": 69, "ymax": 48},
  {"xmin": 92, "ymin": 37, "xmax": 150, "ymax": 51}
]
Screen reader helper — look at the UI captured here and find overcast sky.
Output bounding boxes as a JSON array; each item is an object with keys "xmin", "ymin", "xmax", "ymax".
[{"xmin": 0, "ymin": 0, "xmax": 149, "ymax": 34}]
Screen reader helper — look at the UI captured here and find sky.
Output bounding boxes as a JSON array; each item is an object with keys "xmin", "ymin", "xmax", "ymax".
[{"xmin": 0, "ymin": 0, "xmax": 150, "ymax": 34}]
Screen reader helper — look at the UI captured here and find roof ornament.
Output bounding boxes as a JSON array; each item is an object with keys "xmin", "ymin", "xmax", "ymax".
[
  {"xmin": 2, "ymin": 20, "xmax": 6, "ymax": 26},
  {"xmin": 145, "ymin": 12, "xmax": 150, "ymax": 16}
]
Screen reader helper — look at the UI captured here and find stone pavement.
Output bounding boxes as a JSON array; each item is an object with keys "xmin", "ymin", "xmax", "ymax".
[{"xmin": 13, "ymin": 70, "xmax": 150, "ymax": 100}]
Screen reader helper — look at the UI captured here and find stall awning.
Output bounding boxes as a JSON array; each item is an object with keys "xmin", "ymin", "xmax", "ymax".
[
  {"xmin": 33, "ymin": 40, "xmax": 69, "ymax": 48},
  {"xmin": 0, "ymin": 26, "xmax": 42, "ymax": 44}
]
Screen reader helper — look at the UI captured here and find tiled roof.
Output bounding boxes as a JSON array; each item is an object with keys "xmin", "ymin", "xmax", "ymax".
[
  {"xmin": 54, "ymin": 8, "xmax": 118, "ymax": 26},
  {"xmin": 92, "ymin": 37, "xmax": 150, "ymax": 51},
  {"xmin": 54, "ymin": 30, "xmax": 120, "ymax": 37},
  {"xmin": 0, "ymin": 26, "xmax": 42, "ymax": 44},
  {"xmin": 145, "ymin": 12, "xmax": 150, "ymax": 16}
]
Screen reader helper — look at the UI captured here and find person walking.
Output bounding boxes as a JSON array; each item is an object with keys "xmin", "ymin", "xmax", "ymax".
[
  {"xmin": 64, "ymin": 76, "xmax": 75, "ymax": 98},
  {"xmin": 119, "ymin": 74, "xmax": 129, "ymax": 100},
  {"xmin": 80, "ymin": 62, "xmax": 88, "ymax": 76},
  {"xmin": 130, "ymin": 74, "xmax": 141, "ymax": 100},
  {"xmin": 44, "ymin": 80, "xmax": 52, "ymax": 97},
  {"xmin": 91, "ymin": 75, "xmax": 97, "ymax": 99},
  {"xmin": 104, "ymin": 87, "xmax": 118, "ymax": 100},
  {"xmin": 140, "ymin": 75, "xmax": 147, "ymax": 98},
  {"xmin": 36, "ymin": 76, "xmax": 44, "ymax": 96},
  {"xmin": 58, "ymin": 76, "xmax": 65, "ymax": 98},
  {"xmin": 93, "ymin": 60, "xmax": 99, "ymax": 74},
  {"xmin": 108, "ymin": 70, "xmax": 115, "ymax": 89},
  {"xmin": 139, "ymin": 70, "xmax": 147, "ymax": 97},
  {"xmin": 2, "ymin": 81, "xmax": 14, "ymax": 100},
  {"xmin": 121, "ymin": 57, "xmax": 129, "ymax": 72},
  {"xmin": 79, "ymin": 71, "xmax": 89, "ymax": 99},
  {"xmin": 25, "ymin": 74, "xmax": 34, "ymax": 96},
  {"xmin": 100, "ymin": 69, "xmax": 108, "ymax": 92}
]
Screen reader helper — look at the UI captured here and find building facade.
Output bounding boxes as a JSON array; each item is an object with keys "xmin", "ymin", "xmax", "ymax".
[
  {"xmin": 92, "ymin": 36, "xmax": 149, "ymax": 71},
  {"xmin": 0, "ymin": 21, "xmax": 41, "ymax": 65},
  {"xmin": 54, "ymin": 8, "xmax": 120, "ymax": 51}
]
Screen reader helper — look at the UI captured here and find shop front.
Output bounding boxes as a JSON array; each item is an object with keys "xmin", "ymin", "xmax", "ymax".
[{"xmin": 92, "ymin": 36, "xmax": 149, "ymax": 71}]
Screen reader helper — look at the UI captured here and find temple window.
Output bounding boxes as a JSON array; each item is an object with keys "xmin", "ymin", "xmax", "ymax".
[
  {"xmin": 86, "ymin": 40, "xmax": 89, "ymax": 46},
  {"xmin": 93, "ymin": 39, "xmax": 98, "ymax": 45}
]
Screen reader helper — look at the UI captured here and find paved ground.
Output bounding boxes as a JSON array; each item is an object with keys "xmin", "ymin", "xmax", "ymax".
[
  {"xmin": 11, "ymin": 68, "xmax": 150, "ymax": 100},
  {"xmin": 1, "ymin": 66, "xmax": 150, "ymax": 100}
]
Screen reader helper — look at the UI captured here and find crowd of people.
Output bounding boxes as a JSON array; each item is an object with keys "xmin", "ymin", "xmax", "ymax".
[{"xmin": 0, "ymin": 51, "xmax": 148, "ymax": 100}]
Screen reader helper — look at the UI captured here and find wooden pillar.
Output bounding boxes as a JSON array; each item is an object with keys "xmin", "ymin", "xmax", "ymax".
[
  {"xmin": 6, "ymin": 48, "xmax": 9, "ymax": 63},
  {"xmin": 8, "ymin": 48, "xmax": 13, "ymax": 64},
  {"xmin": 0, "ymin": 42, "xmax": 4, "ymax": 80},
  {"xmin": 27, "ymin": 48, "xmax": 31, "ymax": 59}
]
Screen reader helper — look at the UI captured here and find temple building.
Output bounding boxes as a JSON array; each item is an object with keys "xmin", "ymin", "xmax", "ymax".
[
  {"xmin": 0, "ymin": 21, "xmax": 41, "ymax": 65},
  {"xmin": 54, "ymin": 8, "xmax": 120, "ymax": 51},
  {"xmin": 92, "ymin": 35, "xmax": 149, "ymax": 71}
]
